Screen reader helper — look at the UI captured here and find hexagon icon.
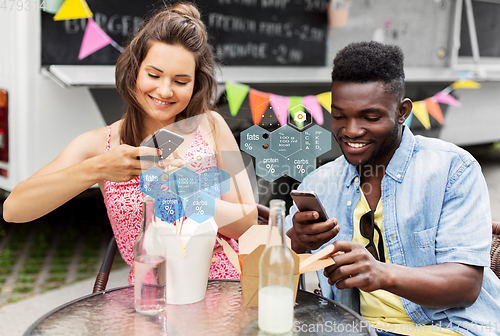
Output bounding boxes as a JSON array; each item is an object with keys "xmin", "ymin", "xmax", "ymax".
[
  {"xmin": 294, "ymin": 110, "xmax": 306, "ymax": 123},
  {"xmin": 139, "ymin": 167, "xmax": 171, "ymax": 198},
  {"xmin": 302, "ymin": 125, "xmax": 332, "ymax": 157},
  {"xmin": 183, "ymin": 191, "xmax": 216, "ymax": 223},
  {"xmin": 168, "ymin": 167, "xmax": 200, "ymax": 198},
  {"xmin": 240, "ymin": 125, "xmax": 271, "ymax": 158},
  {"xmin": 288, "ymin": 104, "xmax": 312, "ymax": 130},
  {"xmin": 270, "ymin": 125, "xmax": 301, "ymax": 158},
  {"xmin": 285, "ymin": 150, "xmax": 316, "ymax": 182},
  {"xmin": 199, "ymin": 167, "xmax": 231, "ymax": 198},
  {"xmin": 255, "ymin": 150, "xmax": 286, "ymax": 182},
  {"xmin": 155, "ymin": 192, "xmax": 185, "ymax": 223}
]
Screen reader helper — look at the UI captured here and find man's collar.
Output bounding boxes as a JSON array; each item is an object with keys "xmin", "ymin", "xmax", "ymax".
[
  {"xmin": 385, "ymin": 125, "xmax": 415, "ymax": 183},
  {"xmin": 345, "ymin": 125, "xmax": 415, "ymax": 185}
]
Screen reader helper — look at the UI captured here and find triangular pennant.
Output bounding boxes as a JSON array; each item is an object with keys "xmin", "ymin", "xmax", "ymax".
[
  {"xmin": 225, "ymin": 82, "xmax": 250, "ymax": 117},
  {"xmin": 316, "ymin": 92, "xmax": 331, "ymax": 113},
  {"xmin": 404, "ymin": 111, "xmax": 413, "ymax": 128},
  {"xmin": 53, "ymin": 0, "xmax": 93, "ymax": 21},
  {"xmin": 248, "ymin": 89, "xmax": 271, "ymax": 125},
  {"xmin": 43, "ymin": 0, "xmax": 65, "ymax": 14},
  {"xmin": 451, "ymin": 80, "xmax": 481, "ymax": 90},
  {"xmin": 412, "ymin": 101, "xmax": 431, "ymax": 129},
  {"xmin": 269, "ymin": 95, "xmax": 290, "ymax": 127},
  {"xmin": 424, "ymin": 98, "xmax": 444, "ymax": 124},
  {"xmin": 433, "ymin": 92, "xmax": 461, "ymax": 107},
  {"xmin": 302, "ymin": 95, "xmax": 324, "ymax": 125},
  {"xmin": 78, "ymin": 18, "xmax": 113, "ymax": 60},
  {"xmin": 289, "ymin": 96, "xmax": 304, "ymax": 129}
]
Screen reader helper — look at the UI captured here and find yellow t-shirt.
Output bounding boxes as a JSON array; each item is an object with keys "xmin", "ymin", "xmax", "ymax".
[{"xmin": 353, "ymin": 188, "xmax": 460, "ymax": 336}]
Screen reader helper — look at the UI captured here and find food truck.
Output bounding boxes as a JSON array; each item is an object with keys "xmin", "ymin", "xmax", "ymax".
[{"xmin": 0, "ymin": 0, "xmax": 499, "ymax": 193}]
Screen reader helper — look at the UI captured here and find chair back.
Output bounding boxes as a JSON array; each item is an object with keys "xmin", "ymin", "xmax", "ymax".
[{"xmin": 93, "ymin": 236, "xmax": 118, "ymax": 293}]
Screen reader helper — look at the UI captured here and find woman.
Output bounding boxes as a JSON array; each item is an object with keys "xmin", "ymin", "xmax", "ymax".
[{"xmin": 3, "ymin": 2, "xmax": 257, "ymax": 283}]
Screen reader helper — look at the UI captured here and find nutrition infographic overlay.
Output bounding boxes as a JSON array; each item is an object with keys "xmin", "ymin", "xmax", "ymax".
[
  {"xmin": 139, "ymin": 166, "xmax": 230, "ymax": 224},
  {"xmin": 241, "ymin": 124, "xmax": 331, "ymax": 182}
]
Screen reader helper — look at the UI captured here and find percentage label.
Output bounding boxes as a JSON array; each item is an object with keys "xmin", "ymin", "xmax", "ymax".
[
  {"xmin": 195, "ymin": 206, "xmax": 204, "ymax": 215},
  {"xmin": 296, "ymin": 164, "xmax": 305, "ymax": 174},
  {"xmin": 266, "ymin": 164, "xmax": 276, "ymax": 173},
  {"xmin": 244, "ymin": 143, "xmax": 253, "ymax": 150},
  {"xmin": 164, "ymin": 205, "xmax": 175, "ymax": 215}
]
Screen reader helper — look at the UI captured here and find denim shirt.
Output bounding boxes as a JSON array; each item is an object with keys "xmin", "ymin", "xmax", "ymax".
[{"xmin": 285, "ymin": 127, "xmax": 500, "ymax": 336}]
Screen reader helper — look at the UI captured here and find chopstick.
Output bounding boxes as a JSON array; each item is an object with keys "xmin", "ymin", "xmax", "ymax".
[{"xmin": 299, "ymin": 245, "xmax": 343, "ymax": 272}]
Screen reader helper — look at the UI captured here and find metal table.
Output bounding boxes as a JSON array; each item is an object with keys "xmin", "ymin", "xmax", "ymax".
[{"xmin": 25, "ymin": 280, "xmax": 375, "ymax": 336}]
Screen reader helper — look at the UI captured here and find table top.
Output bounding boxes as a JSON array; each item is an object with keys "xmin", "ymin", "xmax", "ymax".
[{"xmin": 25, "ymin": 280, "xmax": 375, "ymax": 336}]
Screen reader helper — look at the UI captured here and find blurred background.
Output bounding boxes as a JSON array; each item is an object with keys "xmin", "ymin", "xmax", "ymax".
[{"xmin": 0, "ymin": 0, "xmax": 499, "ymax": 333}]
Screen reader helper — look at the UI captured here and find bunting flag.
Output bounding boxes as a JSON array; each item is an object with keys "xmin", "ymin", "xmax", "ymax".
[
  {"xmin": 225, "ymin": 79, "xmax": 480, "ymax": 130},
  {"xmin": 53, "ymin": 0, "xmax": 93, "ymax": 21},
  {"xmin": 225, "ymin": 82, "xmax": 250, "ymax": 117},
  {"xmin": 48, "ymin": 0, "xmax": 124, "ymax": 59},
  {"xmin": 43, "ymin": 0, "xmax": 65, "ymax": 14},
  {"xmin": 248, "ymin": 89, "xmax": 271, "ymax": 125},
  {"xmin": 433, "ymin": 91, "xmax": 461, "ymax": 107},
  {"xmin": 78, "ymin": 18, "xmax": 113, "ymax": 60},
  {"xmin": 270, "ymin": 95, "xmax": 290, "ymax": 127},
  {"xmin": 412, "ymin": 101, "xmax": 431, "ymax": 129},
  {"xmin": 424, "ymin": 98, "xmax": 444, "ymax": 124},
  {"xmin": 316, "ymin": 92, "xmax": 332, "ymax": 113},
  {"xmin": 452, "ymin": 80, "xmax": 481, "ymax": 90},
  {"xmin": 303, "ymin": 95, "xmax": 324, "ymax": 125},
  {"xmin": 289, "ymin": 96, "xmax": 304, "ymax": 129}
]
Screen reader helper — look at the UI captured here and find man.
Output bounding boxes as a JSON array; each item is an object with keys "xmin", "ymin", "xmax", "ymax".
[{"xmin": 285, "ymin": 41, "xmax": 500, "ymax": 336}]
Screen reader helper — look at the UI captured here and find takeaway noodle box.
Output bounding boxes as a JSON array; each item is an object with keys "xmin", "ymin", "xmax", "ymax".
[
  {"xmin": 153, "ymin": 216, "xmax": 218, "ymax": 305},
  {"xmin": 217, "ymin": 225, "xmax": 336, "ymax": 307}
]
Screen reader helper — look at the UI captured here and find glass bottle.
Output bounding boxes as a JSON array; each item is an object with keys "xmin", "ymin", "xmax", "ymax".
[
  {"xmin": 134, "ymin": 194, "xmax": 167, "ymax": 315},
  {"xmin": 258, "ymin": 199, "xmax": 295, "ymax": 334}
]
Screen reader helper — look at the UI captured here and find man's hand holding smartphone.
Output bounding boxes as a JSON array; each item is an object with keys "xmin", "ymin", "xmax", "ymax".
[{"xmin": 289, "ymin": 191, "xmax": 340, "ymax": 252}]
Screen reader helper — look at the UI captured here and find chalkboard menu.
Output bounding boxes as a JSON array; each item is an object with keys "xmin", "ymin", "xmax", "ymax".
[
  {"xmin": 41, "ymin": 0, "xmax": 328, "ymax": 66},
  {"xmin": 197, "ymin": 0, "xmax": 327, "ymax": 66}
]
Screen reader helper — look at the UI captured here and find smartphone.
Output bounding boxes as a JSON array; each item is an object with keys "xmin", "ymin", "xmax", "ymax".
[
  {"xmin": 290, "ymin": 190, "xmax": 329, "ymax": 222},
  {"xmin": 139, "ymin": 129, "xmax": 184, "ymax": 162}
]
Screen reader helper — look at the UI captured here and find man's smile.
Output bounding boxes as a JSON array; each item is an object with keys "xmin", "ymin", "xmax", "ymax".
[{"xmin": 346, "ymin": 142, "xmax": 368, "ymax": 149}]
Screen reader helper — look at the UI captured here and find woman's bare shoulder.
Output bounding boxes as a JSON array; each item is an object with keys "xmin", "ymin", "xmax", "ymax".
[
  {"xmin": 200, "ymin": 111, "xmax": 229, "ymax": 133},
  {"xmin": 68, "ymin": 127, "xmax": 108, "ymax": 159},
  {"xmin": 69, "ymin": 120, "xmax": 121, "ymax": 159},
  {"xmin": 203, "ymin": 111, "xmax": 239, "ymax": 151},
  {"xmin": 207, "ymin": 110, "xmax": 225, "ymax": 123}
]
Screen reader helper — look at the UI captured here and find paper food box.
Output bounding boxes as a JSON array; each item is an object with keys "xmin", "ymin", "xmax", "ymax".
[
  {"xmin": 151, "ymin": 216, "xmax": 218, "ymax": 305},
  {"xmin": 217, "ymin": 225, "xmax": 336, "ymax": 307}
]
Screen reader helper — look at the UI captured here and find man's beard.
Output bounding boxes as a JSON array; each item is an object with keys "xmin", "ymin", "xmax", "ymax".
[{"xmin": 362, "ymin": 121, "xmax": 400, "ymax": 167}]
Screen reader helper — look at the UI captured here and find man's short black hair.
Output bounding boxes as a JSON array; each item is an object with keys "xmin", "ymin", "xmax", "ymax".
[{"xmin": 331, "ymin": 41, "xmax": 405, "ymax": 100}]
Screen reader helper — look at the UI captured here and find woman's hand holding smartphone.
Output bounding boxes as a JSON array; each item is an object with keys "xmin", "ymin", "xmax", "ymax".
[{"xmin": 138, "ymin": 129, "xmax": 184, "ymax": 162}]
